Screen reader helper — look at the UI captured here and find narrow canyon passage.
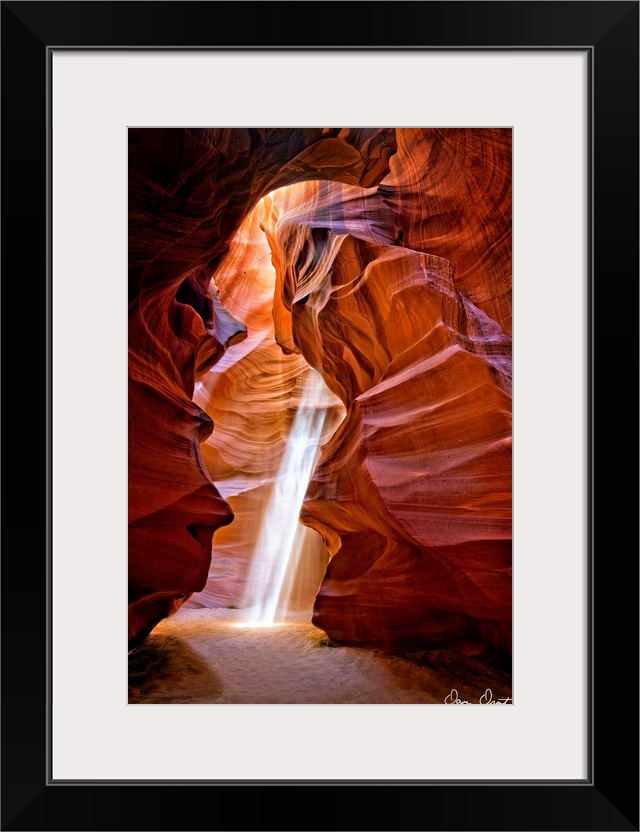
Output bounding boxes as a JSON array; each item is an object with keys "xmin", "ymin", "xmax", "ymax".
[{"xmin": 128, "ymin": 606, "xmax": 511, "ymax": 705}]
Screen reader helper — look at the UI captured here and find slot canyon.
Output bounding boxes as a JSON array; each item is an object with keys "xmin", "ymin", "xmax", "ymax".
[{"xmin": 128, "ymin": 127, "xmax": 512, "ymax": 704}]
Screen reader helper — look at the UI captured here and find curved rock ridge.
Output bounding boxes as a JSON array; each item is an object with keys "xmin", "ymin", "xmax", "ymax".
[
  {"xmin": 260, "ymin": 133, "xmax": 512, "ymax": 660},
  {"xmin": 128, "ymin": 129, "xmax": 393, "ymax": 645},
  {"xmin": 260, "ymin": 181, "xmax": 400, "ymax": 356}
]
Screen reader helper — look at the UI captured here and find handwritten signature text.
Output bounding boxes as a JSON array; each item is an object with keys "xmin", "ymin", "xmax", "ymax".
[{"xmin": 444, "ymin": 688, "xmax": 512, "ymax": 704}]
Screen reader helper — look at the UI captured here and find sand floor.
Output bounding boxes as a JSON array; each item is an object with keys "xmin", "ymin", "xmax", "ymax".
[{"xmin": 129, "ymin": 606, "xmax": 512, "ymax": 705}]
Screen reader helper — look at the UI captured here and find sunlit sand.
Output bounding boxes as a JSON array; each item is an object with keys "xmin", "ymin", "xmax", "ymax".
[{"xmin": 128, "ymin": 605, "xmax": 511, "ymax": 705}]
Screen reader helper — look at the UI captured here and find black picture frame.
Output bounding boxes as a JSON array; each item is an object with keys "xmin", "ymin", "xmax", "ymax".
[{"xmin": 2, "ymin": 2, "xmax": 638, "ymax": 830}]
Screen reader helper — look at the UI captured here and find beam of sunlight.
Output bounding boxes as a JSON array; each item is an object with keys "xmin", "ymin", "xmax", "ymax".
[{"xmin": 239, "ymin": 367, "xmax": 328, "ymax": 626}]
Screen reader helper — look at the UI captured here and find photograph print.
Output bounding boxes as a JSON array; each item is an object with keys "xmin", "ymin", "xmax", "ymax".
[{"xmin": 128, "ymin": 127, "xmax": 512, "ymax": 705}]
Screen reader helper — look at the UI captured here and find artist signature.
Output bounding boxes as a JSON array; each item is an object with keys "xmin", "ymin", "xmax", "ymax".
[{"xmin": 444, "ymin": 688, "xmax": 512, "ymax": 704}]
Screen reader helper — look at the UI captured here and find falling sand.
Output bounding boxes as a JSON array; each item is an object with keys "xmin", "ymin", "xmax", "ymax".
[{"xmin": 128, "ymin": 606, "xmax": 512, "ymax": 705}]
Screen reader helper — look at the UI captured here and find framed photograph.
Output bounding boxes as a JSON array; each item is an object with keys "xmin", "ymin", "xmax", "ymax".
[{"xmin": 2, "ymin": 1, "xmax": 638, "ymax": 830}]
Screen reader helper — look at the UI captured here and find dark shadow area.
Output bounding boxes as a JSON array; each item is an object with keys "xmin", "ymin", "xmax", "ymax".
[
  {"xmin": 379, "ymin": 647, "xmax": 513, "ymax": 704},
  {"xmin": 128, "ymin": 634, "xmax": 224, "ymax": 703}
]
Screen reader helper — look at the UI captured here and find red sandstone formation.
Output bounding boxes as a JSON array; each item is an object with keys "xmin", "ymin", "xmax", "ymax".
[
  {"xmin": 128, "ymin": 128, "xmax": 396, "ymax": 646},
  {"xmin": 128, "ymin": 127, "xmax": 511, "ymax": 663}
]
